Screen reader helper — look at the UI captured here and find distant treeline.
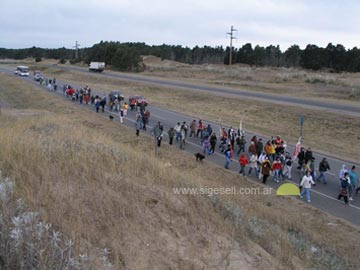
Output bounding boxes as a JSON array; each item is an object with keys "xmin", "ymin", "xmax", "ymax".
[{"xmin": 1, "ymin": 41, "xmax": 360, "ymax": 72}]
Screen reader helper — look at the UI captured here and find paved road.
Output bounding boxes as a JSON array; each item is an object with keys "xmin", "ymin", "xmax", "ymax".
[
  {"xmin": 48, "ymin": 64, "xmax": 360, "ymax": 116},
  {"xmin": 1, "ymin": 66, "xmax": 360, "ymax": 226}
]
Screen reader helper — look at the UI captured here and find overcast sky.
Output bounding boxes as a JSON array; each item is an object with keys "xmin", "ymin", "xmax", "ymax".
[{"xmin": 1, "ymin": 0, "xmax": 359, "ymax": 51}]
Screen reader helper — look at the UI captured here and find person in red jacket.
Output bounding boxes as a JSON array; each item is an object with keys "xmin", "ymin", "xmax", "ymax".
[
  {"xmin": 271, "ymin": 156, "xmax": 282, "ymax": 183},
  {"xmin": 239, "ymin": 153, "xmax": 249, "ymax": 176}
]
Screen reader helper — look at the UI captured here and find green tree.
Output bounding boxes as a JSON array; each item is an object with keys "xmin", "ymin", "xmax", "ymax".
[
  {"xmin": 284, "ymin": 45, "xmax": 302, "ymax": 67},
  {"xmin": 111, "ymin": 46, "xmax": 141, "ymax": 71}
]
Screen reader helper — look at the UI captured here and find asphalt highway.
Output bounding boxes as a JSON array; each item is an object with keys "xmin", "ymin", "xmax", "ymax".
[{"xmin": 0, "ymin": 65, "xmax": 359, "ymax": 226}]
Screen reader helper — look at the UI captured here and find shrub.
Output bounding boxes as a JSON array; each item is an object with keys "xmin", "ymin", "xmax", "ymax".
[{"xmin": 0, "ymin": 171, "xmax": 113, "ymax": 270}]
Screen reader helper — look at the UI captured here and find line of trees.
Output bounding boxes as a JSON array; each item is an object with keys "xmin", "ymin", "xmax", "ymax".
[{"xmin": 1, "ymin": 41, "xmax": 360, "ymax": 72}]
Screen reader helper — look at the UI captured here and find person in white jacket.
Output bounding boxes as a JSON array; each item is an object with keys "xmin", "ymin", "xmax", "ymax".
[
  {"xmin": 248, "ymin": 154, "xmax": 258, "ymax": 177},
  {"xmin": 300, "ymin": 170, "xmax": 315, "ymax": 203}
]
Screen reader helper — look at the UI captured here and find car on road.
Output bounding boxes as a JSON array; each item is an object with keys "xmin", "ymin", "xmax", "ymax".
[
  {"xmin": 34, "ymin": 73, "xmax": 45, "ymax": 81},
  {"xmin": 14, "ymin": 66, "xmax": 30, "ymax": 76},
  {"xmin": 129, "ymin": 95, "xmax": 148, "ymax": 109}
]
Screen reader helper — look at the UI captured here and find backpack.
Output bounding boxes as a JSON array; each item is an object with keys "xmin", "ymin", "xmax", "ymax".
[
  {"xmin": 286, "ymin": 159, "xmax": 292, "ymax": 166},
  {"xmin": 341, "ymin": 178, "xmax": 348, "ymax": 189}
]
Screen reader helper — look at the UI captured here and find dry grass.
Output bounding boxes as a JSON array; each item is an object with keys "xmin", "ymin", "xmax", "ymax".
[
  {"xmin": 0, "ymin": 74, "xmax": 360, "ymax": 270},
  {"xmin": 37, "ymin": 67, "xmax": 360, "ymax": 161},
  {"xmin": 141, "ymin": 57, "xmax": 360, "ymax": 103}
]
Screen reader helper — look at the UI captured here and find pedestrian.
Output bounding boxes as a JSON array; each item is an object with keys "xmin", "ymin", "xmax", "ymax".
[
  {"xmin": 142, "ymin": 109, "xmax": 150, "ymax": 131},
  {"xmin": 182, "ymin": 121, "xmax": 188, "ymax": 139},
  {"xmin": 135, "ymin": 117, "xmax": 142, "ymax": 137},
  {"xmin": 196, "ymin": 120, "xmax": 204, "ymax": 138},
  {"xmin": 300, "ymin": 170, "xmax": 315, "ymax": 203},
  {"xmin": 79, "ymin": 89, "xmax": 84, "ymax": 104},
  {"xmin": 297, "ymin": 147, "xmax": 305, "ymax": 170},
  {"xmin": 265, "ymin": 140, "xmax": 275, "ymax": 162},
  {"xmin": 167, "ymin": 127, "xmax": 175, "ymax": 145},
  {"xmin": 283, "ymin": 152, "xmax": 293, "ymax": 180},
  {"xmin": 119, "ymin": 109, "xmax": 124, "ymax": 124},
  {"xmin": 203, "ymin": 136, "xmax": 210, "ymax": 155},
  {"xmin": 256, "ymin": 138, "xmax": 263, "ymax": 157},
  {"xmin": 174, "ymin": 122, "xmax": 182, "ymax": 142},
  {"xmin": 100, "ymin": 97, "xmax": 106, "ymax": 112},
  {"xmin": 258, "ymin": 152, "xmax": 267, "ymax": 178},
  {"xmin": 261, "ymin": 157, "xmax": 271, "ymax": 184},
  {"xmin": 248, "ymin": 154, "xmax": 258, "ymax": 177},
  {"xmin": 84, "ymin": 92, "xmax": 89, "ymax": 105},
  {"xmin": 248, "ymin": 141, "xmax": 257, "ymax": 156},
  {"xmin": 307, "ymin": 157, "xmax": 316, "ymax": 181},
  {"xmin": 338, "ymin": 172, "xmax": 351, "ymax": 204},
  {"xmin": 317, "ymin": 158, "xmax": 330, "ymax": 184},
  {"xmin": 151, "ymin": 122, "xmax": 164, "ymax": 147},
  {"xmin": 236, "ymin": 135, "xmax": 246, "ymax": 155},
  {"xmin": 239, "ymin": 153, "xmax": 249, "ymax": 176},
  {"xmin": 224, "ymin": 145, "xmax": 232, "ymax": 169},
  {"xmin": 272, "ymin": 156, "xmax": 282, "ymax": 183},
  {"xmin": 95, "ymin": 96, "xmax": 101, "ymax": 113},
  {"xmin": 209, "ymin": 133, "xmax": 217, "ymax": 154},
  {"xmin": 180, "ymin": 126, "xmax": 186, "ymax": 150},
  {"xmin": 122, "ymin": 102, "xmax": 128, "ymax": 116},
  {"xmin": 189, "ymin": 120, "xmax": 196, "ymax": 138},
  {"xmin": 206, "ymin": 124, "xmax": 213, "ymax": 139},
  {"xmin": 339, "ymin": 164, "xmax": 348, "ymax": 180},
  {"xmin": 304, "ymin": 147, "xmax": 313, "ymax": 165},
  {"xmin": 349, "ymin": 166, "xmax": 358, "ymax": 200}
]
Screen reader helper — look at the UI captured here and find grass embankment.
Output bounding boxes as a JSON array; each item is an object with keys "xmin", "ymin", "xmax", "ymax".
[
  {"xmin": 0, "ymin": 73, "xmax": 359, "ymax": 270},
  {"xmin": 39, "ymin": 67, "xmax": 360, "ymax": 162}
]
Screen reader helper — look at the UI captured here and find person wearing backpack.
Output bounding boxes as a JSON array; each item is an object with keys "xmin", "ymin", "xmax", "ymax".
[
  {"xmin": 299, "ymin": 170, "xmax": 315, "ymax": 203},
  {"xmin": 338, "ymin": 172, "xmax": 351, "ymax": 204}
]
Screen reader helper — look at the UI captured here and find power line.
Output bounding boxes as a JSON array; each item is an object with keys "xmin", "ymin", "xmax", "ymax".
[
  {"xmin": 73, "ymin": 41, "xmax": 80, "ymax": 59},
  {"xmin": 227, "ymin": 26, "xmax": 237, "ymax": 65}
]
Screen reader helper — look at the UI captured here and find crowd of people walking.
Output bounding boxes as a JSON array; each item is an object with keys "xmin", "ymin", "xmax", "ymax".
[{"xmin": 41, "ymin": 78, "xmax": 359, "ymax": 206}]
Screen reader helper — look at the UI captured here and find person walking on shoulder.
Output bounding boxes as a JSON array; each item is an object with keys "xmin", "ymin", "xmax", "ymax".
[
  {"xmin": 300, "ymin": 170, "xmax": 315, "ymax": 203},
  {"xmin": 189, "ymin": 120, "xmax": 196, "ymax": 138},
  {"xmin": 317, "ymin": 158, "xmax": 330, "ymax": 184},
  {"xmin": 271, "ymin": 156, "xmax": 282, "ymax": 183},
  {"xmin": 224, "ymin": 146, "xmax": 232, "ymax": 169},
  {"xmin": 239, "ymin": 153, "xmax": 249, "ymax": 176},
  {"xmin": 135, "ymin": 117, "xmax": 142, "ymax": 137},
  {"xmin": 119, "ymin": 109, "xmax": 124, "ymax": 124},
  {"xmin": 167, "ymin": 127, "xmax": 175, "ymax": 145},
  {"xmin": 338, "ymin": 172, "xmax": 351, "ymax": 204},
  {"xmin": 261, "ymin": 157, "xmax": 271, "ymax": 184},
  {"xmin": 209, "ymin": 133, "xmax": 217, "ymax": 154},
  {"xmin": 248, "ymin": 154, "xmax": 258, "ymax": 177},
  {"xmin": 349, "ymin": 166, "xmax": 358, "ymax": 200}
]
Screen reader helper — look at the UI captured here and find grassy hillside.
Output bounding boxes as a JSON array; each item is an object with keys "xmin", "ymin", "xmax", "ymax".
[{"xmin": 0, "ymin": 73, "xmax": 359, "ymax": 269}]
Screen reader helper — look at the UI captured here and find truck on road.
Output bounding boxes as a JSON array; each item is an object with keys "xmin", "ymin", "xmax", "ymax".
[{"xmin": 89, "ymin": 62, "xmax": 105, "ymax": 72}]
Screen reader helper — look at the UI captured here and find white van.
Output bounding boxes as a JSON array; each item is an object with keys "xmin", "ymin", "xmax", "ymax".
[{"xmin": 14, "ymin": 66, "xmax": 30, "ymax": 76}]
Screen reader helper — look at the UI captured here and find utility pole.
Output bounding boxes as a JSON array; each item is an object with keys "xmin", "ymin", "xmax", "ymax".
[
  {"xmin": 73, "ymin": 41, "xmax": 80, "ymax": 59},
  {"xmin": 227, "ymin": 26, "xmax": 236, "ymax": 65}
]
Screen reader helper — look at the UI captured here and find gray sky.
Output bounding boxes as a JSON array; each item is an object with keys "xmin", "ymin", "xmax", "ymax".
[{"xmin": 1, "ymin": 0, "xmax": 359, "ymax": 51}]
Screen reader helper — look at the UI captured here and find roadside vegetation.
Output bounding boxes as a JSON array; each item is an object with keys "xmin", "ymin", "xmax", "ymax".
[{"xmin": 0, "ymin": 73, "xmax": 359, "ymax": 269}]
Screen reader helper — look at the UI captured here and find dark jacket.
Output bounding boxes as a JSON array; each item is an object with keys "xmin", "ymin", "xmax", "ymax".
[{"xmin": 319, "ymin": 160, "xmax": 330, "ymax": 172}]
